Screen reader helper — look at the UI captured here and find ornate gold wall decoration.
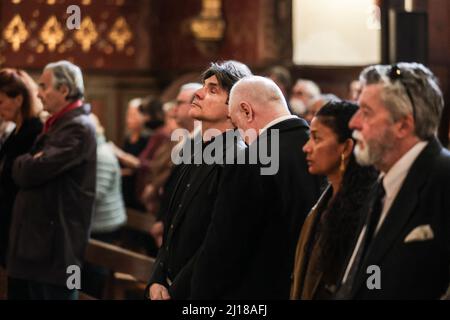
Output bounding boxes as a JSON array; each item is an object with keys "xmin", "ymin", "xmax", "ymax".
[
  {"xmin": 191, "ymin": 0, "xmax": 226, "ymax": 41},
  {"xmin": 190, "ymin": 0, "xmax": 226, "ymax": 55},
  {"xmin": 104, "ymin": 45, "xmax": 114, "ymax": 55},
  {"xmin": 36, "ymin": 44, "xmax": 45, "ymax": 54},
  {"xmin": 108, "ymin": 17, "xmax": 133, "ymax": 51},
  {"xmin": 126, "ymin": 47, "xmax": 135, "ymax": 56},
  {"xmin": 58, "ymin": 44, "xmax": 67, "ymax": 54},
  {"xmin": 74, "ymin": 17, "xmax": 98, "ymax": 52},
  {"xmin": 26, "ymin": 54, "xmax": 35, "ymax": 64},
  {"xmin": 1, "ymin": 1, "xmax": 141, "ymax": 70},
  {"xmin": 39, "ymin": 16, "xmax": 64, "ymax": 52},
  {"xmin": 3, "ymin": 14, "xmax": 29, "ymax": 51}
]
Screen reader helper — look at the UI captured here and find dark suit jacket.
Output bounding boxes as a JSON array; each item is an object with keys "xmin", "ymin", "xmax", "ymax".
[
  {"xmin": 147, "ymin": 130, "xmax": 246, "ymax": 299},
  {"xmin": 190, "ymin": 117, "xmax": 323, "ymax": 299},
  {"xmin": 344, "ymin": 138, "xmax": 450, "ymax": 299},
  {"xmin": 0, "ymin": 117, "xmax": 42, "ymax": 266},
  {"xmin": 7, "ymin": 104, "xmax": 97, "ymax": 287}
]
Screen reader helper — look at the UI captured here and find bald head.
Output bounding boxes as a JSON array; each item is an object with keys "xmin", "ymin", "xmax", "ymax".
[
  {"xmin": 229, "ymin": 76, "xmax": 291, "ymax": 134},
  {"xmin": 230, "ymin": 76, "xmax": 289, "ymax": 111}
]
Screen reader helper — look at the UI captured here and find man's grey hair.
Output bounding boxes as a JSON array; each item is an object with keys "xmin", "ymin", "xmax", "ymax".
[
  {"xmin": 293, "ymin": 79, "xmax": 321, "ymax": 99},
  {"xmin": 128, "ymin": 97, "xmax": 142, "ymax": 109},
  {"xmin": 307, "ymin": 93, "xmax": 340, "ymax": 109},
  {"xmin": 359, "ymin": 62, "xmax": 444, "ymax": 140},
  {"xmin": 44, "ymin": 60, "xmax": 85, "ymax": 101}
]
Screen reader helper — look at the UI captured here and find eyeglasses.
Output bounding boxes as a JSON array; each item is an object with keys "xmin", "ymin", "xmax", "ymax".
[{"xmin": 387, "ymin": 64, "xmax": 417, "ymax": 121}]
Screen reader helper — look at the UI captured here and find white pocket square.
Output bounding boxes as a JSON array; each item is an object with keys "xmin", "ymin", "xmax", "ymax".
[{"xmin": 404, "ymin": 225, "xmax": 434, "ymax": 243}]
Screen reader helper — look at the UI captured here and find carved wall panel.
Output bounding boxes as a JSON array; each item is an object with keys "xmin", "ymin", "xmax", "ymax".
[{"xmin": 0, "ymin": 0, "xmax": 151, "ymax": 71}]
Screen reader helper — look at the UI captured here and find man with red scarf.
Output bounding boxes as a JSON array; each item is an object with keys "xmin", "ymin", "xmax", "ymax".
[{"xmin": 7, "ymin": 60, "xmax": 96, "ymax": 300}]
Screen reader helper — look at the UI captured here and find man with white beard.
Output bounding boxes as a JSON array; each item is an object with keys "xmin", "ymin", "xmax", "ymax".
[{"xmin": 336, "ymin": 62, "xmax": 450, "ymax": 300}]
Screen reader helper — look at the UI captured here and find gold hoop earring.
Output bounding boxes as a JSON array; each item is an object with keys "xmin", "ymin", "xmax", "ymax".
[{"xmin": 340, "ymin": 153, "xmax": 346, "ymax": 173}]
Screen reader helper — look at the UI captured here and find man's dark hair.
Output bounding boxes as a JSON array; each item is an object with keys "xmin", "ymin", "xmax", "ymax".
[{"xmin": 202, "ymin": 60, "xmax": 252, "ymax": 95}]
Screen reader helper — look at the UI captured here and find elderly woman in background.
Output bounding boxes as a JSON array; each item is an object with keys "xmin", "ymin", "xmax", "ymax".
[
  {"xmin": 119, "ymin": 98, "xmax": 150, "ymax": 210},
  {"xmin": 141, "ymin": 101, "xmax": 179, "ymax": 247},
  {"xmin": 291, "ymin": 100, "xmax": 378, "ymax": 300},
  {"xmin": 111, "ymin": 97, "xmax": 173, "ymax": 255},
  {"xmin": 112, "ymin": 97, "xmax": 169, "ymax": 211},
  {"xmin": 0, "ymin": 68, "xmax": 43, "ymax": 298}
]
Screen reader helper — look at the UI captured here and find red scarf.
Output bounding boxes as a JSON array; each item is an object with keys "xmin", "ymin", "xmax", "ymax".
[{"xmin": 43, "ymin": 100, "xmax": 83, "ymax": 133}]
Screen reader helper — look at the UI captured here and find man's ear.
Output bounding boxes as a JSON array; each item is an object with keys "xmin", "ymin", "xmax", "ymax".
[
  {"xmin": 240, "ymin": 101, "xmax": 254, "ymax": 122},
  {"xmin": 58, "ymin": 84, "xmax": 70, "ymax": 99},
  {"xmin": 396, "ymin": 114, "xmax": 415, "ymax": 138}
]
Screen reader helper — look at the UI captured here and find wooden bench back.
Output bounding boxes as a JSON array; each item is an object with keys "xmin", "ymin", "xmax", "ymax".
[
  {"xmin": 84, "ymin": 238, "xmax": 155, "ymax": 283},
  {"xmin": 125, "ymin": 208, "xmax": 156, "ymax": 235}
]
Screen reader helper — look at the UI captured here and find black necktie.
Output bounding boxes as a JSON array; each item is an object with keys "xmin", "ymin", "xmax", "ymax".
[
  {"xmin": 361, "ymin": 180, "xmax": 386, "ymax": 259},
  {"xmin": 335, "ymin": 179, "xmax": 385, "ymax": 299}
]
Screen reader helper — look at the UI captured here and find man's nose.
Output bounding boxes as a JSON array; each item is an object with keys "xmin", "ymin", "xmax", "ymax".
[{"xmin": 194, "ymin": 87, "xmax": 205, "ymax": 100}]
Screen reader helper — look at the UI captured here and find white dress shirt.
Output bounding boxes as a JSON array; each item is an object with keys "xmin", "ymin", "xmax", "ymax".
[{"xmin": 341, "ymin": 140, "xmax": 428, "ymax": 284}]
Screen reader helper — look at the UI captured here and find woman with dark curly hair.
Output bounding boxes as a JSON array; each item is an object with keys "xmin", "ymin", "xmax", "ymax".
[{"xmin": 291, "ymin": 100, "xmax": 378, "ymax": 300}]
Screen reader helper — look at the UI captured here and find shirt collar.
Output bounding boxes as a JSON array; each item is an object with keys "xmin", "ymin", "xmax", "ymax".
[{"xmin": 381, "ymin": 140, "xmax": 428, "ymax": 198}]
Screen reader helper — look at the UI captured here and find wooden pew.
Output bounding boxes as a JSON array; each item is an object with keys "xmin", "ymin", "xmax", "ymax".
[
  {"xmin": 119, "ymin": 208, "xmax": 159, "ymax": 255},
  {"xmin": 125, "ymin": 208, "xmax": 156, "ymax": 235},
  {"xmin": 81, "ymin": 238, "xmax": 155, "ymax": 300}
]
